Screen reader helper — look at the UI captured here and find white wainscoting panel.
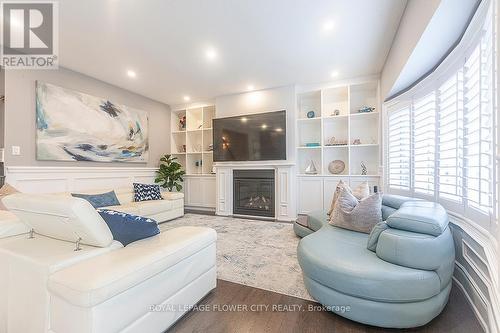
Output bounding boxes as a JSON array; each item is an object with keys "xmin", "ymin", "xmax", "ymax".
[{"xmin": 6, "ymin": 166, "xmax": 158, "ymax": 193}]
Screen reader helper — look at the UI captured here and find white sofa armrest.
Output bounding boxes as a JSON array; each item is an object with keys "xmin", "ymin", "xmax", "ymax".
[
  {"xmin": 48, "ymin": 226, "xmax": 216, "ymax": 307},
  {"xmin": 162, "ymin": 192, "xmax": 184, "ymax": 200},
  {"xmin": 0, "ymin": 210, "xmax": 29, "ymax": 239}
]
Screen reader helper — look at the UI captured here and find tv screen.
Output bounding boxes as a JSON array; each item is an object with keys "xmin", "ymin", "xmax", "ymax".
[{"xmin": 213, "ymin": 110, "xmax": 286, "ymax": 162}]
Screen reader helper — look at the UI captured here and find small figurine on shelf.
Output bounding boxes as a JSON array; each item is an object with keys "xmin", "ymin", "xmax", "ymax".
[
  {"xmin": 358, "ymin": 106, "xmax": 375, "ymax": 113},
  {"xmin": 352, "ymin": 138, "xmax": 361, "ymax": 145},
  {"xmin": 332, "ymin": 109, "xmax": 340, "ymax": 116},
  {"xmin": 306, "ymin": 110, "xmax": 315, "ymax": 118},
  {"xmin": 361, "ymin": 161, "xmax": 368, "ymax": 175},
  {"xmin": 207, "ymin": 143, "xmax": 213, "ymax": 151},
  {"xmin": 325, "ymin": 136, "xmax": 348, "ymax": 146},
  {"xmin": 179, "ymin": 115, "xmax": 186, "ymax": 130},
  {"xmin": 305, "ymin": 160, "xmax": 318, "ymax": 175}
]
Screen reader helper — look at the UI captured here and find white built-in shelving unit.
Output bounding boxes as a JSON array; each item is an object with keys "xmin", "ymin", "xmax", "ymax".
[
  {"xmin": 170, "ymin": 105, "xmax": 216, "ymax": 176},
  {"xmin": 296, "ymin": 80, "xmax": 381, "ymax": 214}
]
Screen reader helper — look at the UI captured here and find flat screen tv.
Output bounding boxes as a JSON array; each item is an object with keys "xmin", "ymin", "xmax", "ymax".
[{"xmin": 213, "ymin": 110, "xmax": 286, "ymax": 162}]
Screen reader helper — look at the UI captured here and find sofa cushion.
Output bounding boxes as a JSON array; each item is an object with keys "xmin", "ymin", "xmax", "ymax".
[
  {"xmin": 381, "ymin": 194, "xmax": 416, "ymax": 210},
  {"xmin": 376, "ymin": 227, "xmax": 455, "ymax": 272},
  {"xmin": 133, "ymin": 183, "xmax": 163, "ymax": 202},
  {"xmin": 137, "ymin": 200, "xmax": 173, "ymax": 216},
  {"xmin": 366, "ymin": 221, "xmax": 388, "ymax": 252},
  {"xmin": 0, "ymin": 210, "xmax": 30, "ymax": 238},
  {"xmin": 48, "ymin": 226, "xmax": 217, "ymax": 307},
  {"xmin": 386, "ymin": 201, "xmax": 448, "ymax": 236},
  {"xmin": 163, "ymin": 192, "xmax": 184, "ymax": 200},
  {"xmin": 104, "ymin": 203, "xmax": 140, "ymax": 216},
  {"xmin": 307, "ymin": 210, "xmax": 329, "ymax": 232},
  {"xmin": 97, "ymin": 209, "xmax": 160, "ymax": 246},
  {"xmin": 2, "ymin": 193, "xmax": 113, "ymax": 247},
  {"xmin": 71, "ymin": 191, "xmax": 120, "ymax": 209},
  {"xmin": 298, "ymin": 226, "xmax": 441, "ymax": 302}
]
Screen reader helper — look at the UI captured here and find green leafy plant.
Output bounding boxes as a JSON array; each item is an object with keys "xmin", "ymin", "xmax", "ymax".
[{"xmin": 155, "ymin": 154, "xmax": 186, "ymax": 192}]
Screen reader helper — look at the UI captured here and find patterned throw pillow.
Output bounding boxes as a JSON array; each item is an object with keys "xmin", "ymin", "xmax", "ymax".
[
  {"xmin": 327, "ymin": 180, "xmax": 347, "ymax": 216},
  {"xmin": 133, "ymin": 183, "xmax": 163, "ymax": 202},
  {"xmin": 329, "ymin": 187, "xmax": 382, "ymax": 234},
  {"xmin": 71, "ymin": 190, "xmax": 120, "ymax": 208},
  {"xmin": 352, "ymin": 181, "xmax": 370, "ymax": 200},
  {"xmin": 327, "ymin": 181, "xmax": 370, "ymax": 216},
  {"xmin": 97, "ymin": 209, "xmax": 160, "ymax": 246}
]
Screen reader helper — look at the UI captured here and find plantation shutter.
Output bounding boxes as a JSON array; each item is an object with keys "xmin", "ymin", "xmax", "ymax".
[
  {"xmin": 387, "ymin": 106, "xmax": 411, "ymax": 190},
  {"xmin": 412, "ymin": 92, "xmax": 436, "ymax": 196},
  {"xmin": 438, "ymin": 72, "xmax": 464, "ymax": 202},
  {"xmin": 463, "ymin": 20, "xmax": 495, "ymax": 216}
]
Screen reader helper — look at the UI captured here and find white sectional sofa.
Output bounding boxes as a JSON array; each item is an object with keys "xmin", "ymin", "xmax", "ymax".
[
  {"xmin": 55, "ymin": 187, "xmax": 185, "ymax": 223},
  {"xmin": 0, "ymin": 189, "xmax": 217, "ymax": 333}
]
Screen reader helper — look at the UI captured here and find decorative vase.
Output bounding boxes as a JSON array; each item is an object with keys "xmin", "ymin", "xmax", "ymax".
[
  {"xmin": 305, "ymin": 160, "xmax": 318, "ymax": 174},
  {"xmin": 361, "ymin": 161, "xmax": 367, "ymax": 175}
]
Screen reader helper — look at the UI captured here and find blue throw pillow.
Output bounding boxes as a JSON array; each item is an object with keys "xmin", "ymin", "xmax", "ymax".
[
  {"xmin": 71, "ymin": 191, "xmax": 120, "ymax": 208},
  {"xmin": 133, "ymin": 183, "xmax": 163, "ymax": 202},
  {"xmin": 97, "ymin": 209, "xmax": 160, "ymax": 246}
]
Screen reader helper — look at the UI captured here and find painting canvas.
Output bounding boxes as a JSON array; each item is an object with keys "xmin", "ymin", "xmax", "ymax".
[{"xmin": 36, "ymin": 81, "xmax": 149, "ymax": 163}]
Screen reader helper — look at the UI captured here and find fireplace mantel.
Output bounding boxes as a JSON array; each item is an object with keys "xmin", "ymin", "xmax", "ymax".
[{"xmin": 214, "ymin": 162, "xmax": 296, "ymax": 221}]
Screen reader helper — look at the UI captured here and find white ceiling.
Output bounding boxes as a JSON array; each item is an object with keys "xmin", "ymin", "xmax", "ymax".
[{"xmin": 58, "ymin": 0, "xmax": 407, "ymax": 105}]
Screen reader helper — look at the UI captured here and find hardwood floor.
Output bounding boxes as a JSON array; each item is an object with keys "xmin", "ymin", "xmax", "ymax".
[{"xmin": 168, "ymin": 280, "xmax": 483, "ymax": 333}]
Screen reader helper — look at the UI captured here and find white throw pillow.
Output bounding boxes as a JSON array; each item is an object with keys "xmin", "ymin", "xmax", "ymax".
[{"xmin": 352, "ymin": 181, "xmax": 370, "ymax": 200}]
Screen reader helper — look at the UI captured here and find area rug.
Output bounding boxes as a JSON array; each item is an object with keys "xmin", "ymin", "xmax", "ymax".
[{"xmin": 160, "ymin": 213, "xmax": 313, "ymax": 301}]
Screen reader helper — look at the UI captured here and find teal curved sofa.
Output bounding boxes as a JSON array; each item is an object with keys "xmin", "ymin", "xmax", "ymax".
[{"xmin": 295, "ymin": 194, "xmax": 455, "ymax": 328}]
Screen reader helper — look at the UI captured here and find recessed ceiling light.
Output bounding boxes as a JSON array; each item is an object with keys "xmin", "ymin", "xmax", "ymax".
[
  {"xmin": 247, "ymin": 85, "xmax": 254, "ymax": 91},
  {"xmin": 241, "ymin": 117, "xmax": 248, "ymax": 123},
  {"xmin": 183, "ymin": 96, "xmax": 191, "ymax": 102},
  {"xmin": 323, "ymin": 20, "xmax": 334, "ymax": 33},
  {"xmin": 127, "ymin": 70, "xmax": 137, "ymax": 78},
  {"xmin": 275, "ymin": 128, "xmax": 283, "ymax": 132},
  {"xmin": 205, "ymin": 48, "xmax": 217, "ymax": 61},
  {"xmin": 331, "ymin": 71, "xmax": 339, "ymax": 78},
  {"xmin": 261, "ymin": 124, "xmax": 267, "ymax": 129}
]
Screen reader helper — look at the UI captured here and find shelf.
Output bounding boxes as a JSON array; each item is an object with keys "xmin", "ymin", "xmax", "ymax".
[
  {"xmin": 203, "ymin": 127, "xmax": 213, "ymax": 130},
  {"xmin": 187, "ymin": 128, "xmax": 204, "ymax": 132},
  {"xmin": 172, "ymin": 130, "xmax": 186, "ymax": 134},
  {"xmin": 297, "ymin": 146, "xmax": 321, "ymax": 149},
  {"xmin": 172, "ymin": 152, "xmax": 186, "ymax": 155},
  {"xmin": 350, "ymin": 112, "xmax": 379, "ymax": 117},
  {"xmin": 297, "ymin": 117, "xmax": 321, "ymax": 121},
  {"xmin": 203, "ymin": 151, "xmax": 213, "ymax": 153},
  {"xmin": 296, "ymin": 80, "xmax": 380, "ymax": 180},
  {"xmin": 322, "ymin": 115, "xmax": 349, "ymax": 120},
  {"xmin": 350, "ymin": 143, "xmax": 379, "ymax": 147}
]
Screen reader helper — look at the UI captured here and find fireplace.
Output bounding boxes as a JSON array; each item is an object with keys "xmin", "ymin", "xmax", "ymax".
[{"xmin": 233, "ymin": 170, "xmax": 275, "ymax": 218}]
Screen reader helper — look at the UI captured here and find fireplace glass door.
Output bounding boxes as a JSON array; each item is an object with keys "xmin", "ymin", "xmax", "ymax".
[{"xmin": 233, "ymin": 170, "xmax": 275, "ymax": 217}]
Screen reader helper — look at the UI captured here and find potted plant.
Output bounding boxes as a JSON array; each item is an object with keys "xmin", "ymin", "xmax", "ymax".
[{"xmin": 155, "ymin": 154, "xmax": 186, "ymax": 192}]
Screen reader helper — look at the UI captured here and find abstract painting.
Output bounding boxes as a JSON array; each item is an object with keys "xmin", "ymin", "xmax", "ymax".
[{"xmin": 36, "ymin": 81, "xmax": 149, "ymax": 163}]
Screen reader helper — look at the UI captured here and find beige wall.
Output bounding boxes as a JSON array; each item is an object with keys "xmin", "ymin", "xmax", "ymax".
[
  {"xmin": 380, "ymin": 0, "xmax": 440, "ymax": 100},
  {"xmin": 4, "ymin": 67, "xmax": 170, "ymax": 167}
]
